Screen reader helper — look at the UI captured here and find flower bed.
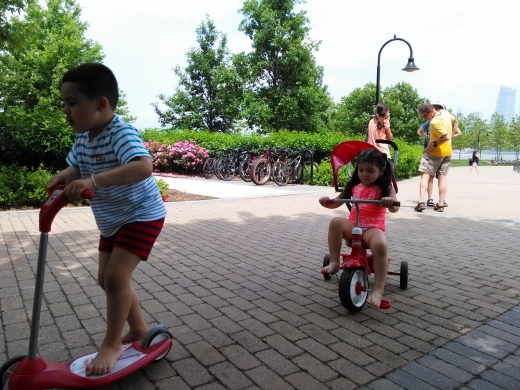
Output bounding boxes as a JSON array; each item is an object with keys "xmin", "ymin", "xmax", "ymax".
[{"xmin": 144, "ymin": 140, "xmax": 209, "ymax": 174}]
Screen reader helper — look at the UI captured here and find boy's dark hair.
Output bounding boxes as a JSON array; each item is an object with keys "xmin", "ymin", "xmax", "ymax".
[
  {"xmin": 61, "ymin": 63, "xmax": 119, "ymax": 110},
  {"xmin": 341, "ymin": 148, "xmax": 393, "ymax": 209}
]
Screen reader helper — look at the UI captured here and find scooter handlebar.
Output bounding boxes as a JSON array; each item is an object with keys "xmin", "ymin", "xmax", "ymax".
[{"xmin": 39, "ymin": 185, "xmax": 95, "ymax": 232}]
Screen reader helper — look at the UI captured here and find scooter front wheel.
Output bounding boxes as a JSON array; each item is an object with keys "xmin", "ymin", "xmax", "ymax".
[
  {"xmin": 0, "ymin": 354, "xmax": 27, "ymax": 389},
  {"xmin": 339, "ymin": 267, "xmax": 368, "ymax": 312},
  {"xmin": 140, "ymin": 325, "xmax": 173, "ymax": 361}
]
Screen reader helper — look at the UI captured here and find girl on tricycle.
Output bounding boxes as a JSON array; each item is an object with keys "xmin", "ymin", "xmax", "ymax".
[{"xmin": 319, "ymin": 147, "xmax": 400, "ymax": 309}]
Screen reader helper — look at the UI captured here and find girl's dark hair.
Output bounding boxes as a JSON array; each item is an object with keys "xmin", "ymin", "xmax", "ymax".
[
  {"xmin": 341, "ymin": 148, "xmax": 393, "ymax": 209},
  {"xmin": 61, "ymin": 63, "xmax": 119, "ymax": 110},
  {"xmin": 373, "ymin": 102, "xmax": 389, "ymax": 130},
  {"xmin": 472, "ymin": 150, "xmax": 478, "ymax": 157}
]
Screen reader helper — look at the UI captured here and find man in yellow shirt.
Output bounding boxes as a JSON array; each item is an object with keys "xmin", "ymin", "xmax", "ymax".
[{"xmin": 414, "ymin": 102, "xmax": 453, "ymax": 212}]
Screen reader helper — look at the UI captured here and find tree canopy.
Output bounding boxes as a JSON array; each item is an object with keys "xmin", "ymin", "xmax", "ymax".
[
  {"xmin": 153, "ymin": 16, "xmax": 243, "ymax": 132},
  {"xmin": 0, "ymin": 0, "xmax": 104, "ymax": 168},
  {"xmin": 329, "ymin": 82, "xmax": 426, "ymax": 143},
  {"xmin": 0, "ymin": 0, "xmax": 28, "ymax": 50},
  {"xmin": 237, "ymin": 0, "xmax": 331, "ymax": 132}
]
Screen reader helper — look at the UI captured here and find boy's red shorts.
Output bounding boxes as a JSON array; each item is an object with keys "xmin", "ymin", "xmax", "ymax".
[{"xmin": 99, "ymin": 218, "xmax": 165, "ymax": 260}]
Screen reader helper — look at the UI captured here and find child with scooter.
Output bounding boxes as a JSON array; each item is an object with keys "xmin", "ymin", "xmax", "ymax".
[
  {"xmin": 46, "ymin": 63, "xmax": 166, "ymax": 376},
  {"xmin": 319, "ymin": 148, "xmax": 399, "ymax": 309}
]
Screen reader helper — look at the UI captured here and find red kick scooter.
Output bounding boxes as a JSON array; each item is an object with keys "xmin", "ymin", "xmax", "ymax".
[{"xmin": 0, "ymin": 185, "xmax": 173, "ymax": 389}]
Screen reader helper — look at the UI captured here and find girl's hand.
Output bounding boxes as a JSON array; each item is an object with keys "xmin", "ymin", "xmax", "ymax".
[
  {"xmin": 380, "ymin": 197, "xmax": 396, "ymax": 208},
  {"xmin": 64, "ymin": 178, "xmax": 94, "ymax": 202},
  {"xmin": 319, "ymin": 197, "xmax": 330, "ymax": 207}
]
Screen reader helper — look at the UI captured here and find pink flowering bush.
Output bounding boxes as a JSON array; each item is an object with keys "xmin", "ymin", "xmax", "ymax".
[{"xmin": 144, "ymin": 140, "xmax": 209, "ymax": 173}]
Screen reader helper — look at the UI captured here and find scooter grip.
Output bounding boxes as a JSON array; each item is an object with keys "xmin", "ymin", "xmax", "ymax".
[
  {"xmin": 81, "ymin": 190, "xmax": 95, "ymax": 200},
  {"xmin": 392, "ymin": 200, "xmax": 400, "ymax": 207},
  {"xmin": 326, "ymin": 199, "xmax": 335, "ymax": 205}
]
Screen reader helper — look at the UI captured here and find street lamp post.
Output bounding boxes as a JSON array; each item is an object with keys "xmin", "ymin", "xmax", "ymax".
[{"xmin": 375, "ymin": 35, "xmax": 419, "ymax": 105}]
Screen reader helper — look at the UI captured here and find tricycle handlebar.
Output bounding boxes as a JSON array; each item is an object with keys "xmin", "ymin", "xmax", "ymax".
[{"xmin": 327, "ymin": 199, "xmax": 400, "ymax": 207}]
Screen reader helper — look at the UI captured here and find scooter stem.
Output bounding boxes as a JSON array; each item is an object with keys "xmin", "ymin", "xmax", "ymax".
[{"xmin": 28, "ymin": 233, "xmax": 48, "ymax": 360}]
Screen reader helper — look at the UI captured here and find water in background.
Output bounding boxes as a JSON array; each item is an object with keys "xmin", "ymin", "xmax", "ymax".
[{"xmin": 452, "ymin": 150, "xmax": 518, "ymax": 161}]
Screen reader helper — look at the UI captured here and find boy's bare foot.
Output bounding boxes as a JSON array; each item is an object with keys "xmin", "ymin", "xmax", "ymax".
[
  {"xmin": 321, "ymin": 262, "xmax": 339, "ymax": 275},
  {"xmin": 86, "ymin": 342, "xmax": 123, "ymax": 376},
  {"xmin": 121, "ymin": 327, "xmax": 149, "ymax": 344},
  {"xmin": 367, "ymin": 290, "xmax": 384, "ymax": 309}
]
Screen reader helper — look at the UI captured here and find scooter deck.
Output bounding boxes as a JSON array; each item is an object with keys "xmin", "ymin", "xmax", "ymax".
[{"xmin": 70, "ymin": 342, "xmax": 146, "ymax": 378}]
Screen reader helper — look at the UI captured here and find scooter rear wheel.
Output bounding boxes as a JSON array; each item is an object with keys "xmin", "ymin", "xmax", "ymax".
[
  {"xmin": 339, "ymin": 267, "xmax": 368, "ymax": 312},
  {"xmin": 140, "ymin": 325, "xmax": 173, "ymax": 361},
  {"xmin": 0, "ymin": 354, "xmax": 27, "ymax": 388}
]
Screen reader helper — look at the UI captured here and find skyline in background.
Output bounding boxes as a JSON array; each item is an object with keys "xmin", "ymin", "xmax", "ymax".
[{"xmin": 72, "ymin": 0, "xmax": 520, "ymax": 130}]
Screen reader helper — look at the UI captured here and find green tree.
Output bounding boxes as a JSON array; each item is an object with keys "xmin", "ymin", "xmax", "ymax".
[
  {"xmin": 457, "ymin": 113, "xmax": 489, "ymax": 154},
  {"xmin": 0, "ymin": 0, "xmax": 28, "ymax": 49},
  {"xmin": 489, "ymin": 113, "xmax": 508, "ymax": 160},
  {"xmin": 509, "ymin": 115, "xmax": 520, "ymax": 160},
  {"xmin": 328, "ymin": 83, "xmax": 375, "ymax": 135},
  {"xmin": 0, "ymin": 0, "xmax": 133, "ymax": 169},
  {"xmin": 115, "ymin": 91, "xmax": 136, "ymax": 124},
  {"xmin": 329, "ymin": 82, "xmax": 425, "ymax": 143},
  {"xmin": 153, "ymin": 16, "xmax": 243, "ymax": 132},
  {"xmin": 238, "ymin": 0, "xmax": 331, "ymax": 132},
  {"xmin": 381, "ymin": 82, "xmax": 425, "ymax": 143}
]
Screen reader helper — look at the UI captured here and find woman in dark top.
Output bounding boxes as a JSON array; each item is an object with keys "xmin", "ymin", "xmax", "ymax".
[{"xmin": 470, "ymin": 151, "xmax": 480, "ymax": 174}]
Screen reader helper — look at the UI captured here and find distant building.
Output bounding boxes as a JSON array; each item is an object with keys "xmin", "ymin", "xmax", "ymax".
[
  {"xmin": 470, "ymin": 111, "xmax": 482, "ymax": 119},
  {"xmin": 495, "ymin": 85, "xmax": 516, "ymax": 122}
]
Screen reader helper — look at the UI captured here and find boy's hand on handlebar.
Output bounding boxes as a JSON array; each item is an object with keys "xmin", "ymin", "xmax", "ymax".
[
  {"xmin": 46, "ymin": 176, "xmax": 63, "ymax": 194},
  {"xmin": 64, "ymin": 178, "xmax": 95, "ymax": 202}
]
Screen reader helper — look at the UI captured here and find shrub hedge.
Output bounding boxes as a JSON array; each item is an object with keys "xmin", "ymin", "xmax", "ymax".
[
  {"xmin": 1, "ymin": 131, "xmax": 424, "ymax": 208},
  {"xmin": 0, "ymin": 164, "xmax": 53, "ymax": 209}
]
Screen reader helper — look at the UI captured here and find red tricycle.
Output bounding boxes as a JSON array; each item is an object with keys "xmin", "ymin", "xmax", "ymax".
[{"xmin": 321, "ymin": 140, "xmax": 408, "ymax": 312}]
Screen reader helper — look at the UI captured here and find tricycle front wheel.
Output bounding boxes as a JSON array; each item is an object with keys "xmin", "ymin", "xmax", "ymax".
[{"xmin": 339, "ymin": 267, "xmax": 368, "ymax": 312}]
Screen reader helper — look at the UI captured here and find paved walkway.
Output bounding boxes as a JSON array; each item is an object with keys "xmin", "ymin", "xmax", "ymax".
[{"xmin": 0, "ymin": 166, "xmax": 519, "ymax": 389}]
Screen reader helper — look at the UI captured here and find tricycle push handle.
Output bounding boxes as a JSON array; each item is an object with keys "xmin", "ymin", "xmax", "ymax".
[
  {"xmin": 327, "ymin": 198, "xmax": 400, "ymax": 207},
  {"xmin": 39, "ymin": 185, "xmax": 95, "ymax": 232}
]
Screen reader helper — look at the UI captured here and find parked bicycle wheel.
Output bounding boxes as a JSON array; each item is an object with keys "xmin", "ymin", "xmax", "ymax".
[
  {"xmin": 251, "ymin": 158, "xmax": 271, "ymax": 185},
  {"xmin": 203, "ymin": 158, "xmax": 215, "ymax": 179},
  {"xmin": 214, "ymin": 157, "xmax": 226, "ymax": 180},
  {"xmin": 272, "ymin": 161, "xmax": 289, "ymax": 186},
  {"xmin": 218, "ymin": 156, "xmax": 237, "ymax": 181},
  {"xmin": 239, "ymin": 158, "xmax": 253, "ymax": 182}
]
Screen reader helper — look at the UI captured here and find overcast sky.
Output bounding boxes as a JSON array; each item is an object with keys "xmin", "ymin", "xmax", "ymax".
[{"xmin": 75, "ymin": 0, "xmax": 520, "ymax": 130}]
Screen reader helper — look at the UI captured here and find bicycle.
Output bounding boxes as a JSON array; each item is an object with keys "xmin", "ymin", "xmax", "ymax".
[{"xmin": 250, "ymin": 147, "xmax": 289, "ymax": 186}]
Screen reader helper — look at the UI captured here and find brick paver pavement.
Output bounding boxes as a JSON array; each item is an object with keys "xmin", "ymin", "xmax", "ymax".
[{"xmin": 0, "ymin": 166, "xmax": 518, "ymax": 389}]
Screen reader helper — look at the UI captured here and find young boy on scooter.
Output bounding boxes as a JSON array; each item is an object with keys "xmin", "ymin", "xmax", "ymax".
[
  {"xmin": 319, "ymin": 148, "xmax": 399, "ymax": 309},
  {"xmin": 46, "ymin": 63, "xmax": 166, "ymax": 376}
]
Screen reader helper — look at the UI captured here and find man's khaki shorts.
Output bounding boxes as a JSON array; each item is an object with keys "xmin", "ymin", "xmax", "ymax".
[{"xmin": 418, "ymin": 153, "xmax": 451, "ymax": 176}]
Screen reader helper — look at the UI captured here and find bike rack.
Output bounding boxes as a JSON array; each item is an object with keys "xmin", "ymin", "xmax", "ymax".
[{"xmin": 301, "ymin": 148, "xmax": 314, "ymax": 186}]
